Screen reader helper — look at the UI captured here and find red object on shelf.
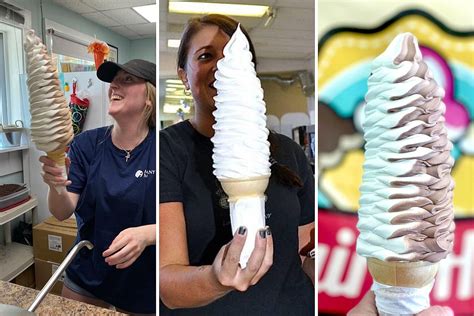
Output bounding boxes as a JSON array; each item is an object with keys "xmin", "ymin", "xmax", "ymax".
[{"xmin": 0, "ymin": 196, "xmax": 31, "ymax": 212}]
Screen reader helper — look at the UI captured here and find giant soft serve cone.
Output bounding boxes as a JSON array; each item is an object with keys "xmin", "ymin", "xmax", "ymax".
[
  {"xmin": 356, "ymin": 33, "xmax": 455, "ymax": 315},
  {"xmin": 24, "ymin": 30, "xmax": 74, "ymax": 194},
  {"xmin": 212, "ymin": 24, "xmax": 271, "ymax": 268}
]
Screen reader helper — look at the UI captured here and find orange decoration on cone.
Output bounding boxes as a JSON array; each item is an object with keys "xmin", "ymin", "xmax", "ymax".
[{"xmin": 87, "ymin": 40, "xmax": 110, "ymax": 69}]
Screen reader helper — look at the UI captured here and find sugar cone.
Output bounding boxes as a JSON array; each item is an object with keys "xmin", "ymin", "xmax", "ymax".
[
  {"xmin": 47, "ymin": 148, "xmax": 68, "ymax": 195},
  {"xmin": 94, "ymin": 52, "xmax": 106, "ymax": 69},
  {"xmin": 220, "ymin": 176, "xmax": 270, "ymax": 268},
  {"xmin": 367, "ymin": 258, "xmax": 439, "ymax": 288}
]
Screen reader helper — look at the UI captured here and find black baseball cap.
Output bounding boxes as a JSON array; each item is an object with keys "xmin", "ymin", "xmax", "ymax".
[{"xmin": 97, "ymin": 59, "xmax": 156, "ymax": 86}]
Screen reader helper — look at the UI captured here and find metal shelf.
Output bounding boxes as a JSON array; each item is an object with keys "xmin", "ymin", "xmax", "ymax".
[
  {"xmin": 0, "ymin": 242, "xmax": 34, "ymax": 281},
  {"xmin": 0, "ymin": 196, "xmax": 37, "ymax": 225}
]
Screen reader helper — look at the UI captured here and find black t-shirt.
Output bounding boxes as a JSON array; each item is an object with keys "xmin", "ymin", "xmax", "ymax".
[{"xmin": 160, "ymin": 120, "xmax": 315, "ymax": 315}]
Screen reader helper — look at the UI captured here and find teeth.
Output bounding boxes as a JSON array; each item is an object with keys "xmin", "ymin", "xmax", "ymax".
[{"xmin": 111, "ymin": 95, "xmax": 123, "ymax": 100}]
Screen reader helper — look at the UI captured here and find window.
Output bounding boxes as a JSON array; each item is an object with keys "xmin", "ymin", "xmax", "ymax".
[
  {"xmin": 0, "ymin": 20, "xmax": 25, "ymax": 126},
  {"xmin": 44, "ymin": 19, "xmax": 96, "ymax": 73}
]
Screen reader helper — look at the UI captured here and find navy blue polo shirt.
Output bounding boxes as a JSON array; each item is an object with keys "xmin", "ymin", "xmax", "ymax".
[{"xmin": 65, "ymin": 126, "xmax": 156, "ymax": 314}]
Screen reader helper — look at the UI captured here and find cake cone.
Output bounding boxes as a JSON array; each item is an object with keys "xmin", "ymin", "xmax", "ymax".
[
  {"xmin": 367, "ymin": 258, "xmax": 439, "ymax": 288},
  {"xmin": 220, "ymin": 176, "xmax": 269, "ymax": 200},
  {"xmin": 220, "ymin": 176, "xmax": 270, "ymax": 268},
  {"xmin": 47, "ymin": 147, "xmax": 68, "ymax": 195}
]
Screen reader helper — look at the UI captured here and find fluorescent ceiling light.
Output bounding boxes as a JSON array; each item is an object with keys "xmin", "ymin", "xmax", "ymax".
[
  {"xmin": 169, "ymin": 2, "xmax": 269, "ymax": 17},
  {"xmin": 167, "ymin": 84, "xmax": 185, "ymax": 88},
  {"xmin": 133, "ymin": 4, "xmax": 157, "ymax": 23},
  {"xmin": 167, "ymin": 95, "xmax": 194, "ymax": 100},
  {"xmin": 164, "ymin": 104, "xmax": 191, "ymax": 114},
  {"xmin": 166, "ymin": 79, "xmax": 184, "ymax": 84},
  {"xmin": 168, "ymin": 39, "xmax": 181, "ymax": 48}
]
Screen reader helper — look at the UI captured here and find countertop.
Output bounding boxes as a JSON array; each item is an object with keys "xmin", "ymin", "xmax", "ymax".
[{"xmin": 0, "ymin": 280, "xmax": 125, "ymax": 315}]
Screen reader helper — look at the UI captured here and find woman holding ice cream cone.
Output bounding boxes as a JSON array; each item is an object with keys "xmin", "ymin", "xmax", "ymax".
[
  {"xmin": 160, "ymin": 14, "xmax": 315, "ymax": 315},
  {"xmin": 40, "ymin": 59, "xmax": 156, "ymax": 315}
]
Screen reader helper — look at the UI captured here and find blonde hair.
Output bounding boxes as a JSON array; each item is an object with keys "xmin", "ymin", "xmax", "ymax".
[{"xmin": 143, "ymin": 82, "xmax": 156, "ymax": 128}]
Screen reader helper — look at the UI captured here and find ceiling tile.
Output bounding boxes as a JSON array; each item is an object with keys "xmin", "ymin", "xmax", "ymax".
[
  {"xmin": 102, "ymin": 8, "xmax": 149, "ymax": 25},
  {"xmin": 82, "ymin": 12, "xmax": 121, "ymax": 27},
  {"xmin": 109, "ymin": 25, "xmax": 140, "ymax": 38},
  {"xmin": 127, "ymin": 23, "xmax": 157, "ymax": 36},
  {"xmin": 84, "ymin": 0, "xmax": 155, "ymax": 11},
  {"xmin": 51, "ymin": 0, "xmax": 96, "ymax": 14}
]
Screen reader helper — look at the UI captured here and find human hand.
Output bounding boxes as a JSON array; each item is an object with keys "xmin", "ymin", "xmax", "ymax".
[
  {"xmin": 39, "ymin": 156, "xmax": 71, "ymax": 188},
  {"xmin": 211, "ymin": 226, "xmax": 273, "ymax": 292},
  {"xmin": 103, "ymin": 225, "xmax": 155, "ymax": 269},
  {"xmin": 347, "ymin": 291, "xmax": 454, "ymax": 316}
]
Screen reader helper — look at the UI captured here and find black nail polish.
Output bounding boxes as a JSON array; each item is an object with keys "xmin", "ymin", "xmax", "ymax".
[
  {"xmin": 259, "ymin": 229, "xmax": 267, "ymax": 239},
  {"xmin": 238, "ymin": 226, "xmax": 246, "ymax": 235},
  {"xmin": 266, "ymin": 227, "xmax": 272, "ymax": 236}
]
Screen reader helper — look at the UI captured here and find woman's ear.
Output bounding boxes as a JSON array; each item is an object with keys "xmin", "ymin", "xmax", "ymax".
[{"xmin": 178, "ymin": 68, "xmax": 189, "ymax": 90}]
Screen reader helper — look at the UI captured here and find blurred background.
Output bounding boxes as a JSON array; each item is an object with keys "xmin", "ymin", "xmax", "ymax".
[
  {"xmin": 159, "ymin": 0, "xmax": 315, "ymax": 169},
  {"xmin": 317, "ymin": 0, "xmax": 474, "ymax": 314}
]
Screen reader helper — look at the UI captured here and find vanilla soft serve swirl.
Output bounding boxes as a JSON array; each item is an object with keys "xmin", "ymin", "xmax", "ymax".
[
  {"xmin": 211, "ymin": 24, "xmax": 270, "ymax": 179},
  {"xmin": 356, "ymin": 33, "xmax": 455, "ymax": 263},
  {"xmin": 24, "ymin": 30, "xmax": 73, "ymax": 153}
]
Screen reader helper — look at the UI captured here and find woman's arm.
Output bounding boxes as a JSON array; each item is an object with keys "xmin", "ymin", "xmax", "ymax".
[
  {"xmin": 40, "ymin": 156, "xmax": 79, "ymax": 220},
  {"xmin": 103, "ymin": 224, "xmax": 156, "ymax": 269},
  {"xmin": 299, "ymin": 222, "xmax": 315, "ymax": 284},
  {"xmin": 159, "ymin": 202, "xmax": 273, "ymax": 309}
]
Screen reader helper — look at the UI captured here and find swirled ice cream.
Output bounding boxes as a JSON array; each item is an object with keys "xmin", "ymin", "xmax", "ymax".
[
  {"xmin": 24, "ymin": 29, "xmax": 73, "ymax": 153},
  {"xmin": 211, "ymin": 24, "xmax": 270, "ymax": 268},
  {"xmin": 356, "ymin": 33, "xmax": 455, "ymax": 263},
  {"xmin": 212, "ymin": 24, "xmax": 271, "ymax": 179}
]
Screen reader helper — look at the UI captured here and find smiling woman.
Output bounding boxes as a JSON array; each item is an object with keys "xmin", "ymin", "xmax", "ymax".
[
  {"xmin": 159, "ymin": 14, "xmax": 315, "ymax": 315},
  {"xmin": 39, "ymin": 59, "xmax": 157, "ymax": 314}
]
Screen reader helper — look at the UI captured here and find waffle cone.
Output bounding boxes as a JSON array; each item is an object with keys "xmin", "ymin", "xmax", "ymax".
[
  {"xmin": 367, "ymin": 257, "xmax": 439, "ymax": 288},
  {"xmin": 94, "ymin": 52, "xmax": 106, "ymax": 69},
  {"xmin": 47, "ymin": 148, "xmax": 66, "ymax": 166},
  {"xmin": 220, "ymin": 176, "xmax": 269, "ymax": 201}
]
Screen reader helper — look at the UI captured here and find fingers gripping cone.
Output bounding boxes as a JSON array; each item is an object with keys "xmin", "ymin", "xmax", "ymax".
[
  {"xmin": 220, "ymin": 176, "xmax": 269, "ymax": 268},
  {"xmin": 46, "ymin": 148, "xmax": 68, "ymax": 195}
]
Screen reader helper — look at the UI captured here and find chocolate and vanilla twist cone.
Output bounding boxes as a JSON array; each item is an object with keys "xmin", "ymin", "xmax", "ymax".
[
  {"xmin": 24, "ymin": 30, "xmax": 74, "ymax": 195},
  {"xmin": 356, "ymin": 33, "xmax": 455, "ymax": 315}
]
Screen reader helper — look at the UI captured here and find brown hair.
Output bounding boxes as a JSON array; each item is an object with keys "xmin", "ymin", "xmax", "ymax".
[
  {"xmin": 178, "ymin": 14, "xmax": 303, "ymax": 188},
  {"xmin": 177, "ymin": 14, "xmax": 257, "ymax": 71}
]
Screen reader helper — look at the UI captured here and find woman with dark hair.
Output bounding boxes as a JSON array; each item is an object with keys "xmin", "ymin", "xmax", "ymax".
[{"xmin": 160, "ymin": 14, "xmax": 314, "ymax": 315}]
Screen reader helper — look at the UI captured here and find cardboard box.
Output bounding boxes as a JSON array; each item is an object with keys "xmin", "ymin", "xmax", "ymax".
[
  {"xmin": 33, "ymin": 216, "xmax": 77, "ymax": 263},
  {"xmin": 13, "ymin": 264, "xmax": 35, "ymax": 288},
  {"xmin": 34, "ymin": 258, "xmax": 64, "ymax": 295}
]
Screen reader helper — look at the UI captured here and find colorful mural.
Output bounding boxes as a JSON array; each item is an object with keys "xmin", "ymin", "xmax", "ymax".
[{"xmin": 318, "ymin": 9, "xmax": 474, "ymax": 314}]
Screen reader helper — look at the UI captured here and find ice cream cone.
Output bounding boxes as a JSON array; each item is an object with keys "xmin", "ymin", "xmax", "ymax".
[
  {"xmin": 220, "ymin": 176, "xmax": 269, "ymax": 201},
  {"xmin": 368, "ymin": 258, "xmax": 438, "ymax": 315},
  {"xmin": 367, "ymin": 258, "xmax": 439, "ymax": 288},
  {"xmin": 47, "ymin": 147, "xmax": 68, "ymax": 195},
  {"xmin": 220, "ymin": 176, "xmax": 270, "ymax": 268},
  {"xmin": 93, "ymin": 52, "xmax": 106, "ymax": 69}
]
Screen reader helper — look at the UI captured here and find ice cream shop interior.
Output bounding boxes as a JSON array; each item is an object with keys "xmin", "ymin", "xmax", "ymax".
[
  {"xmin": 318, "ymin": 0, "xmax": 473, "ymax": 314},
  {"xmin": 0, "ymin": 0, "xmax": 155, "ymax": 313},
  {"xmin": 159, "ymin": 0, "xmax": 315, "ymax": 166}
]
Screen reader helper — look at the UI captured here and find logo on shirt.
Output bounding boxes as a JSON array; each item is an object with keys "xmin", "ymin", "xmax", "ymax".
[{"xmin": 135, "ymin": 169, "xmax": 155, "ymax": 178}]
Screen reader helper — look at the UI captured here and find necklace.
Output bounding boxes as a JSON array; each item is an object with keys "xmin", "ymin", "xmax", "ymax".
[{"xmin": 114, "ymin": 131, "xmax": 148, "ymax": 162}]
